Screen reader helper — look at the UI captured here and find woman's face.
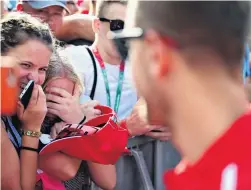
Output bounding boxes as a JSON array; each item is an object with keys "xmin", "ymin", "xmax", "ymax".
[{"xmin": 6, "ymin": 39, "xmax": 52, "ymax": 94}]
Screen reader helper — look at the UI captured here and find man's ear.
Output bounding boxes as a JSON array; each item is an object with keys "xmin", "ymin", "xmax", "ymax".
[
  {"xmin": 16, "ymin": 3, "xmax": 24, "ymax": 12},
  {"xmin": 158, "ymin": 42, "xmax": 173, "ymax": 78},
  {"xmin": 92, "ymin": 18, "xmax": 100, "ymax": 33},
  {"xmin": 145, "ymin": 30, "xmax": 172, "ymax": 79}
]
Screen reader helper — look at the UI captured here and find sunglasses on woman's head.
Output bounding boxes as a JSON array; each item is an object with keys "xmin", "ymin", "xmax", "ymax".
[{"xmin": 100, "ymin": 17, "xmax": 124, "ymax": 31}]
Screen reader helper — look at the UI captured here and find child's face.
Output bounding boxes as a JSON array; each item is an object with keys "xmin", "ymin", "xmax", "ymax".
[
  {"xmin": 45, "ymin": 78, "xmax": 75, "ymax": 96},
  {"xmin": 45, "ymin": 78, "xmax": 75, "ymax": 118}
]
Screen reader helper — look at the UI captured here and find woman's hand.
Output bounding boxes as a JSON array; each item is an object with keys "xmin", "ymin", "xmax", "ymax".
[
  {"xmin": 50, "ymin": 122, "xmax": 67, "ymax": 139},
  {"xmin": 17, "ymin": 85, "xmax": 47, "ymax": 131},
  {"xmin": 46, "ymin": 86, "xmax": 84, "ymax": 124}
]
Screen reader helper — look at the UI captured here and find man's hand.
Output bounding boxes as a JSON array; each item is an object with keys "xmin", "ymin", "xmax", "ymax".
[
  {"xmin": 126, "ymin": 110, "xmax": 162, "ymax": 137},
  {"xmin": 127, "ymin": 98, "xmax": 170, "ymax": 141},
  {"xmin": 145, "ymin": 126, "xmax": 171, "ymax": 141}
]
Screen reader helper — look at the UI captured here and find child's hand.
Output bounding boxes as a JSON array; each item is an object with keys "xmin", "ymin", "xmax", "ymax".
[
  {"xmin": 80, "ymin": 100, "xmax": 102, "ymax": 121},
  {"xmin": 50, "ymin": 122, "xmax": 67, "ymax": 139}
]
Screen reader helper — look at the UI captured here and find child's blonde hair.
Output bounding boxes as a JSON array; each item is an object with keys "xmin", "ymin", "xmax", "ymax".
[{"xmin": 43, "ymin": 50, "xmax": 84, "ymax": 94}]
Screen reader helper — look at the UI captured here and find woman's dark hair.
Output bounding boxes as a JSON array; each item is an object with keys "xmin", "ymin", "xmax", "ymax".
[{"xmin": 1, "ymin": 12, "xmax": 55, "ymax": 54}]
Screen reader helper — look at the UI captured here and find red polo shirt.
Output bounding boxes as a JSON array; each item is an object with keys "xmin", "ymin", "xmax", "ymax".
[{"xmin": 164, "ymin": 111, "xmax": 251, "ymax": 190}]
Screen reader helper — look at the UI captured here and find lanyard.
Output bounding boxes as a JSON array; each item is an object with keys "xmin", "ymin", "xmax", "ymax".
[{"xmin": 92, "ymin": 47, "xmax": 125, "ymax": 114}]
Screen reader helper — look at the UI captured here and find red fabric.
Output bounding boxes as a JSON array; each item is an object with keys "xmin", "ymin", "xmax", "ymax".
[
  {"xmin": 36, "ymin": 172, "xmax": 65, "ymax": 190},
  {"xmin": 40, "ymin": 105, "xmax": 129, "ymax": 165},
  {"xmin": 77, "ymin": 0, "xmax": 83, "ymax": 6},
  {"xmin": 164, "ymin": 111, "xmax": 251, "ymax": 190},
  {"xmin": 80, "ymin": 9, "xmax": 89, "ymax": 14},
  {"xmin": 119, "ymin": 119, "xmax": 131, "ymax": 138}
]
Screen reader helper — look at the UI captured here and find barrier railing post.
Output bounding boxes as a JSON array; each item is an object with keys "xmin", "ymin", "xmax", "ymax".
[{"xmin": 130, "ymin": 148, "xmax": 155, "ymax": 190}]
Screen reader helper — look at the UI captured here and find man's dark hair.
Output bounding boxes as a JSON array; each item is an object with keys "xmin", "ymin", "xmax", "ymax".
[
  {"xmin": 96, "ymin": 0, "xmax": 127, "ymax": 17},
  {"xmin": 136, "ymin": 1, "xmax": 250, "ymax": 67}
]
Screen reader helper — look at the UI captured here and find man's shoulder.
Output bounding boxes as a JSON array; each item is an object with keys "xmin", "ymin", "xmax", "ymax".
[
  {"xmin": 164, "ymin": 112, "xmax": 251, "ymax": 190},
  {"xmin": 64, "ymin": 45, "xmax": 95, "ymax": 73},
  {"xmin": 228, "ymin": 111, "xmax": 251, "ymax": 144},
  {"xmin": 65, "ymin": 44, "xmax": 88, "ymax": 55}
]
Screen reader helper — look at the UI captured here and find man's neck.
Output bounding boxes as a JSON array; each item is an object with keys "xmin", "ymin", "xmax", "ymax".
[
  {"xmin": 93, "ymin": 40, "xmax": 122, "ymax": 65},
  {"xmin": 169, "ymin": 72, "xmax": 249, "ymax": 164}
]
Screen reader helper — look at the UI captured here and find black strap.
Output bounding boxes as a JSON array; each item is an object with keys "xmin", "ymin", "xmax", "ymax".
[
  {"xmin": 21, "ymin": 146, "xmax": 39, "ymax": 153},
  {"xmin": 78, "ymin": 116, "xmax": 87, "ymax": 125},
  {"xmin": 85, "ymin": 47, "xmax": 98, "ymax": 100}
]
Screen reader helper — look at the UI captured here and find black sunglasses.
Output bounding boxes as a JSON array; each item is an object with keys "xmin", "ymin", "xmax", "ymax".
[
  {"xmin": 100, "ymin": 17, "xmax": 124, "ymax": 31},
  {"xmin": 107, "ymin": 27, "xmax": 145, "ymax": 60},
  {"xmin": 108, "ymin": 27, "xmax": 179, "ymax": 60}
]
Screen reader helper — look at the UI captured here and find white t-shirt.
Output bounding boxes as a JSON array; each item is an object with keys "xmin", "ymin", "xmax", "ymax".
[{"xmin": 65, "ymin": 45, "xmax": 138, "ymax": 120}]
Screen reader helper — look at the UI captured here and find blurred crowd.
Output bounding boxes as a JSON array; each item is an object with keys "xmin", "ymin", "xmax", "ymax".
[{"xmin": 1, "ymin": 1, "xmax": 251, "ymax": 190}]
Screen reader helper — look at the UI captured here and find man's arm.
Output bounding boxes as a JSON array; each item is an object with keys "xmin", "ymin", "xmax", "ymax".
[{"xmin": 56, "ymin": 14, "xmax": 95, "ymax": 42}]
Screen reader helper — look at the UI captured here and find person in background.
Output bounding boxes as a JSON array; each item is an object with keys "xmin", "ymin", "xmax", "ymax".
[
  {"xmin": 89, "ymin": 0, "xmax": 96, "ymax": 16},
  {"xmin": 113, "ymin": 1, "xmax": 251, "ymax": 189},
  {"xmin": 78, "ymin": 0, "xmax": 96, "ymax": 16},
  {"xmin": 1, "ymin": 0, "xmax": 9, "ymax": 16},
  {"xmin": 38, "ymin": 51, "xmax": 116, "ymax": 190},
  {"xmin": 16, "ymin": 0, "xmax": 94, "ymax": 45},
  {"xmin": 65, "ymin": 0, "xmax": 79, "ymax": 16},
  {"xmin": 57, "ymin": 0, "xmax": 96, "ymax": 45},
  {"xmin": 65, "ymin": 0, "xmax": 137, "ymax": 120},
  {"xmin": 16, "ymin": 0, "xmax": 68, "ymax": 35},
  {"xmin": 77, "ymin": 0, "xmax": 90, "ymax": 15},
  {"xmin": 4, "ymin": 0, "xmax": 18, "ymax": 12}
]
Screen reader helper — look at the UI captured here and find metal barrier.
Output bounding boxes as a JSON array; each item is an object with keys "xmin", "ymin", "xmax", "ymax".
[
  {"xmin": 91, "ymin": 136, "xmax": 181, "ymax": 190},
  {"xmin": 153, "ymin": 140, "xmax": 181, "ymax": 190},
  {"xmin": 130, "ymin": 149, "xmax": 154, "ymax": 190}
]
